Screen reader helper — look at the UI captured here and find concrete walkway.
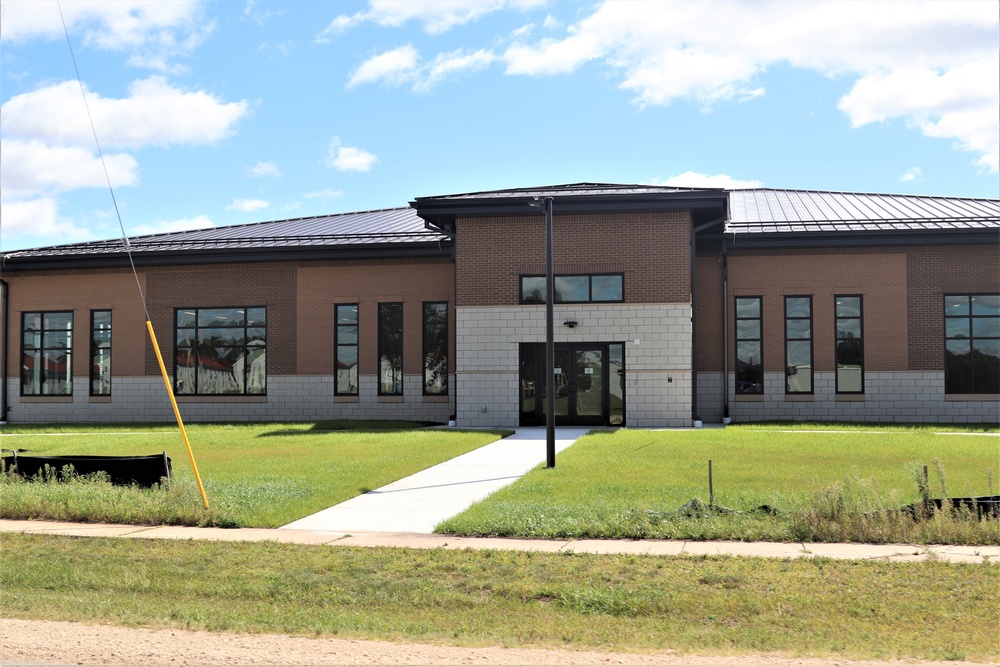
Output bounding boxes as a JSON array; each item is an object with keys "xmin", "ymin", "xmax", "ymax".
[{"xmin": 282, "ymin": 427, "xmax": 591, "ymax": 533}]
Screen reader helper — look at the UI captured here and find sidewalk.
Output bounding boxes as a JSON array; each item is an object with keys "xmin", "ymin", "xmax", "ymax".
[{"xmin": 2, "ymin": 519, "xmax": 995, "ymax": 563}]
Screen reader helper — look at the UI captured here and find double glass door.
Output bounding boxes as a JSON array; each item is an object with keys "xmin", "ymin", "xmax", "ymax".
[{"xmin": 519, "ymin": 343, "xmax": 624, "ymax": 427}]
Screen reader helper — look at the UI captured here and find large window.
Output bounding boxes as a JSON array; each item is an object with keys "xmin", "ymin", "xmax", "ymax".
[
  {"xmin": 734, "ymin": 297, "xmax": 763, "ymax": 394},
  {"xmin": 521, "ymin": 274, "xmax": 624, "ymax": 304},
  {"xmin": 785, "ymin": 296, "xmax": 813, "ymax": 394},
  {"xmin": 945, "ymin": 294, "xmax": 1000, "ymax": 394},
  {"xmin": 90, "ymin": 310, "xmax": 112, "ymax": 396},
  {"xmin": 835, "ymin": 296, "xmax": 864, "ymax": 394},
  {"xmin": 423, "ymin": 302, "xmax": 448, "ymax": 395},
  {"xmin": 21, "ymin": 311, "xmax": 73, "ymax": 396},
  {"xmin": 378, "ymin": 302, "xmax": 403, "ymax": 395},
  {"xmin": 175, "ymin": 307, "xmax": 266, "ymax": 396},
  {"xmin": 335, "ymin": 304, "xmax": 359, "ymax": 395}
]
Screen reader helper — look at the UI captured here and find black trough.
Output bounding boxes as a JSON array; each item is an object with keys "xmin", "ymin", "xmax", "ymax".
[
  {"xmin": 2, "ymin": 452, "xmax": 171, "ymax": 487},
  {"xmin": 902, "ymin": 495, "xmax": 1000, "ymax": 520}
]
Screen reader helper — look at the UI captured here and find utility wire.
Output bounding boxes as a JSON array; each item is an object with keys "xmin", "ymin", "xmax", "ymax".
[{"xmin": 57, "ymin": 1, "xmax": 150, "ymax": 322}]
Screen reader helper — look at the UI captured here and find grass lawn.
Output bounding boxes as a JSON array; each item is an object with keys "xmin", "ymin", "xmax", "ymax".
[
  {"xmin": 0, "ymin": 422, "xmax": 508, "ymax": 527},
  {"xmin": 2, "ymin": 533, "xmax": 996, "ymax": 661},
  {"xmin": 439, "ymin": 425, "xmax": 1000, "ymax": 544}
]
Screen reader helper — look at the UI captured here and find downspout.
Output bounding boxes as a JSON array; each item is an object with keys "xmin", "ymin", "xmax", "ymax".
[
  {"xmin": 721, "ymin": 240, "xmax": 730, "ymax": 423},
  {"xmin": 690, "ymin": 216, "xmax": 725, "ymax": 427},
  {"xmin": 1, "ymin": 277, "xmax": 8, "ymax": 423}
]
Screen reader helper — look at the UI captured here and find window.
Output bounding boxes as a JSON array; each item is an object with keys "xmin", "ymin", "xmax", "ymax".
[
  {"xmin": 21, "ymin": 311, "xmax": 73, "ymax": 396},
  {"xmin": 945, "ymin": 294, "xmax": 1000, "ymax": 394},
  {"xmin": 735, "ymin": 297, "xmax": 763, "ymax": 394},
  {"xmin": 834, "ymin": 296, "xmax": 863, "ymax": 394},
  {"xmin": 520, "ymin": 274, "xmax": 624, "ymax": 304},
  {"xmin": 378, "ymin": 302, "xmax": 403, "ymax": 395},
  {"xmin": 423, "ymin": 302, "xmax": 448, "ymax": 395},
  {"xmin": 785, "ymin": 296, "xmax": 813, "ymax": 394},
  {"xmin": 91, "ymin": 310, "xmax": 112, "ymax": 396},
  {"xmin": 335, "ymin": 304, "xmax": 359, "ymax": 395},
  {"xmin": 175, "ymin": 307, "xmax": 266, "ymax": 396}
]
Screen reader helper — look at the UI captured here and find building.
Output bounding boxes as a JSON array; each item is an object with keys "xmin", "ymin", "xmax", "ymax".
[{"xmin": 1, "ymin": 183, "xmax": 997, "ymax": 426}]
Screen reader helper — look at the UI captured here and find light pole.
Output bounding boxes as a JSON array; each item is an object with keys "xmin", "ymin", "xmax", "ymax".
[{"xmin": 530, "ymin": 196, "xmax": 556, "ymax": 468}]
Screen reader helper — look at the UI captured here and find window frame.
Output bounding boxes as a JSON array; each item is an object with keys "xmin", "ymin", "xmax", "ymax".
[
  {"xmin": 422, "ymin": 301, "xmax": 448, "ymax": 396},
  {"xmin": 90, "ymin": 309, "xmax": 112, "ymax": 396},
  {"xmin": 834, "ymin": 295, "xmax": 864, "ymax": 395},
  {"xmin": 21, "ymin": 310, "xmax": 74, "ymax": 397},
  {"xmin": 378, "ymin": 302, "xmax": 404, "ymax": 396},
  {"xmin": 784, "ymin": 295, "xmax": 813, "ymax": 395},
  {"xmin": 334, "ymin": 303, "xmax": 359, "ymax": 396},
  {"xmin": 173, "ymin": 306, "xmax": 267, "ymax": 397},
  {"xmin": 519, "ymin": 273, "xmax": 624, "ymax": 304},
  {"xmin": 944, "ymin": 293, "xmax": 1000, "ymax": 395},
  {"xmin": 734, "ymin": 296, "xmax": 764, "ymax": 395}
]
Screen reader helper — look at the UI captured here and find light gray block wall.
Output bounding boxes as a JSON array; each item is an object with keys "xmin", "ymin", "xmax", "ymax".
[
  {"xmin": 4, "ymin": 375, "xmax": 455, "ymax": 424},
  {"xmin": 706, "ymin": 371, "xmax": 998, "ymax": 424},
  {"xmin": 455, "ymin": 303, "xmax": 693, "ymax": 428}
]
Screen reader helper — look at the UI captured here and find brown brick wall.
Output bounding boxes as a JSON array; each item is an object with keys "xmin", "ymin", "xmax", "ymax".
[
  {"xmin": 695, "ymin": 247, "xmax": 909, "ymax": 373},
  {"xmin": 455, "ymin": 211, "xmax": 692, "ymax": 306},
  {"xmin": 907, "ymin": 244, "xmax": 999, "ymax": 370},
  {"xmin": 3, "ymin": 268, "xmax": 149, "ymax": 378},
  {"xmin": 296, "ymin": 258, "xmax": 454, "ymax": 376}
]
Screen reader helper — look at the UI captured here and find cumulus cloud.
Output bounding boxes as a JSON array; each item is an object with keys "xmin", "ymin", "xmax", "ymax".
[
  {"xmin": 318, "ymin": 0, "xmax": 543, "ymax": 40},
  {"xmin": 324, "ymin": 138, "xmax": 379, "ymax": 172},
  {"xmin": 1, "ymin": 77, "xmax": 249, "ymax": 149},
  {"xmin": 0, "ymin": 198, "xmax": 91, "ymax": 249},
  {"xmin": 0, "ymin": 140, "xmax": 138, "ymax": 199},
  {"xmin": 247, "ymin": 161, "xmax": 282, "ymax": 178},
  {"xmin": 303, "ymin": 188, "xmax": 344, "ymax": 199},
  {"xmin": 899, "ymin": 167, "xmax": 923, "ymax": 183},
  {"xmin": 348, "ymin": 44, "xmax": 420, "ymax": 88},
  {"xmin": 650, "ymin": 172, "xmax": 763, "ymax": 190},
  {"xmin": 348, "ymin": 45, "xmax": 495, "ymax": 91},
  {"xmin": 130, "ymin": 215, "xmax": 215, "ymax": 236},
  {"xmin": 226, "ymin": 198, "xmax": 271, "ymax": 212}
]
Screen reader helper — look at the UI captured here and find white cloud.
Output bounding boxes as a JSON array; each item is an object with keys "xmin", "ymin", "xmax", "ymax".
[
  {"xmin": 0, "ymin": 0, "xmax": 212, "ymax": 71},
  {"xmin": 0, "ymin": 140, "xmax": 138, "ymax": 199},
  {"xmin": 0, "ymin": 198, "xmax": 90, "ymax": 249},
  {"xmin": 226, "ymin": 198, "xmax": 271, "ymax": 212},
  {"xmin": 130, "ymin": 215, "xmax": 215, "ymax": 236},
  {"xmin": 324, "ymin": 138, "xmax": 379, "ymax": 172},
  {"xmin": 650, "ymin": 172, "xmax": 763, "ymax": 190},
  {"xmin": 349, "ymin": 45, "xmax": 496, "ymax": 91},
  {"xmin": 348, "ymin": 45, "xmax": 420, "ymax": 88},
  {"xmin": 319, "ymin": 0, "xmax": 543, "ymax": 39},
  {"xmin": 497, "ymin": 1, "xmax": 998, "ymax": 169},
  {"xmin": 1, "ymin": 77, "xmax": 249, "ymax": 149},
  {"xmin": 247, "ymin": 161, "xmax": 282, "ymax": 178},
  {"xmin": 303, "ymin": 188, "xmax": 344, "ymax": 199},
  {"xmin": 899, "ymin": 167, "xmax": 923, "ymax": 182}
]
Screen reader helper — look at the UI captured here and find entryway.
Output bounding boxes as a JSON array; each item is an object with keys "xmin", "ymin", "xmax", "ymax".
[{"xmin": 519, "ymin": 342, "xmax": 625, "ymax": 427}]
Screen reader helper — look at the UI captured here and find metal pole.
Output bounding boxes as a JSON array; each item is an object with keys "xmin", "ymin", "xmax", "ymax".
[{"xmin": 544, "ymin": 197, "xmax": 556, "ymax": 468}]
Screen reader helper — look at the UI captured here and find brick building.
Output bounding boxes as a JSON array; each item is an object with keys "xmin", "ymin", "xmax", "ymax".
[{"xmin": 1, "ymin": 183, "xmax": 997, "ymax": 426}]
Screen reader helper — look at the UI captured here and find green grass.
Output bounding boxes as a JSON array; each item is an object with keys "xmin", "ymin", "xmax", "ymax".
[
  {"xmin": 439, "ymin": 425, "xmax": 1000, "ymax": 544},
  {"xmin": 1, "ymin": 422, "xmax": 508, "ymax": 527},
  {"xmin": 2, "ymin": 533, "xmax": 996, "ymax": 661}
]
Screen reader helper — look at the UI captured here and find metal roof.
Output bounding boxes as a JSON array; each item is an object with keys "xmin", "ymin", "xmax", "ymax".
[
  {"xmin": 727, "ymin": 189, "xmax": 1000, "ymax": 234},
  {"xmin": 413, "ymin": 182, "xmax": 718, "ymax": 201}
]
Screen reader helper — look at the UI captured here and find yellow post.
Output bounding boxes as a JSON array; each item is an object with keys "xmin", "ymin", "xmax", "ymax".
[{"xmin": 146, "ymin": 320, "xmax": 209, "ymax": 509}]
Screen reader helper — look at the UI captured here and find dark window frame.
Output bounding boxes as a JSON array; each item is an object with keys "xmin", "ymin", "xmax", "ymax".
[
  {"xmin": 835, "ymin": 295, "xmax": 864, "ymax": 394},
  {"xmin": 944, "ymin": 293, "xmax": 1000, "ymax": 395},
  {"xmin": 519, "ymin": 273, "xmax": 625, "ymax": 304},
  {"xmin": 174, "ymin": 306, "xmax": 267, "ymax": 397},
  {"xmin": 378, "ymin": 302, "xmax": 404, "ymax": 396},
  {"xmin": 784, "ymin": 295, "xmax": 814, "ymax": 395},
  {"xmin": 90, "ymin": 309, "xmax": 112, "ymax": 396},
  {"xmin": 734, "ymin": 296, "xmax": 764, "ymax": 395},
  {"xmin": 21, "ymin": 310, "xmax": 74, "ymax": 397},
  {"xmin": 334, "ymin": 303, "xmax": 359, "ymax": 396},
  {"xmin": 422, "ymin": 301, "xmax": 448, "ymax": 396}
]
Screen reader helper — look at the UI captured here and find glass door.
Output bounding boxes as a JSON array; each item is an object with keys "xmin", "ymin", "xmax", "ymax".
[{"xmin": 519, "ymin": 343, "xmax": 623, "ymax": 427}]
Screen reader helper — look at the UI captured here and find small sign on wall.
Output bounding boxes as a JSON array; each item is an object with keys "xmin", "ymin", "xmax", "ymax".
[{"xmin": 584, "ymin": 367, "xmax": 594, "ymax": 375}]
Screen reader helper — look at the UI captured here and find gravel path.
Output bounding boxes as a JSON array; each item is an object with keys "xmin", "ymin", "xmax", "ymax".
[{"xmin": 1, "ymin": 618, "xmax": 989, "ymax": 667}]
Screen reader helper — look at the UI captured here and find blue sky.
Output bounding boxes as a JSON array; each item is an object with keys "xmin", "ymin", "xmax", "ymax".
[{"xmin": 1, "ymin": 0, "xmax": 997, "ymax": 251}]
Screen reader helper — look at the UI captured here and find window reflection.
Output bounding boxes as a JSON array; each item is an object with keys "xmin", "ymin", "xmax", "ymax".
[
  {"xmin": 174, "ymin": 306, "xmax": 266, "ymax": 396},
  {"xmin": 945, "ymin": 294, "xmax": 999, "ymax": 394}
]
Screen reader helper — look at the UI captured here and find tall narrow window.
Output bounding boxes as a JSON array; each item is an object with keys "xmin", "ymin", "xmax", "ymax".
[
  {"xmin": 21, "ymin": 311, "xmax": 73, "ymax": 396},
  {"xmin": 90, "ymin": 310, "xmax": 112, "ymax": 396},
  {"xmin": 945, "ymin": 294, "xmax": 1000, "ymax": 394},
  {"xmin": 423, "ymin": 302, "xmax": 448, "ymax": 395},
  {"xmin": 734, "ymin": 297, "xmax": 763, "ymax": 394},
  {"xmin": 835, "ymin": 296, "xmax": 863, "ymax": 394},
  {"xmin": 378, "ymin": 302, "xmax": 403, "ymax": 395},
  {"xmin": 785, "ymin": 296, "xmax": 813, "ymax": 394},
  {"xmin": 175, "ymin": 307, "xmax": 266, "ymax": 396},
  {"xmin": 335, "ymin": 304, "xmax": 359, "ymax": 395}
]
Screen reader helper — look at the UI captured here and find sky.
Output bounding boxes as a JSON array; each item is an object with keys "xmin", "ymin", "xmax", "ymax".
[{"xmin": 0, "ymin": 0, "xmax": 998, "ymax": 252}]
